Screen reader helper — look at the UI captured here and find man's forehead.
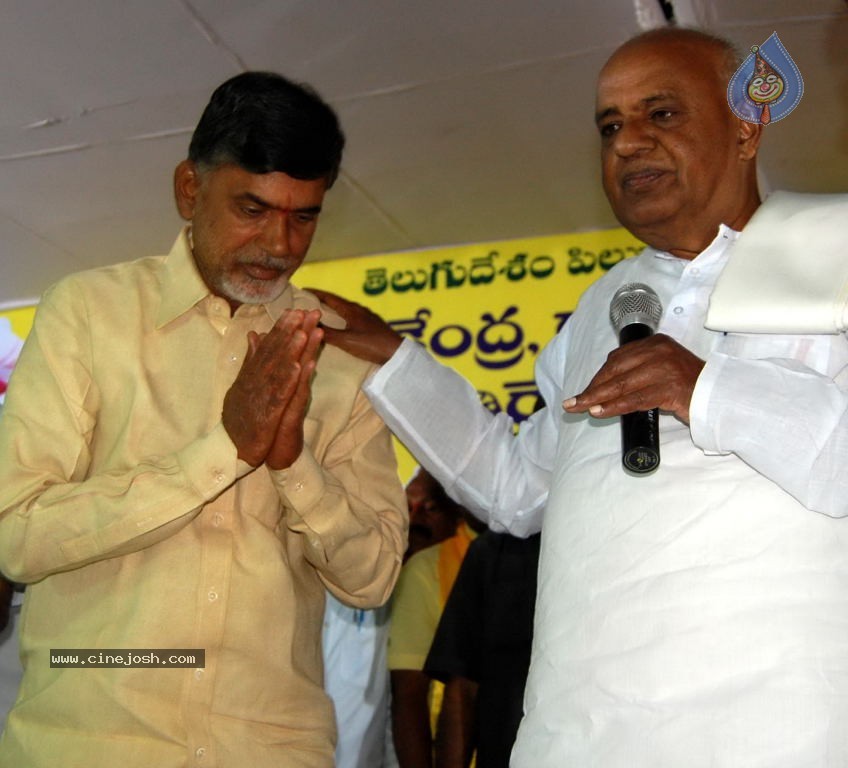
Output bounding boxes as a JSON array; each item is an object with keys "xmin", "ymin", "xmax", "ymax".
[
  {"xmin": 595, "ymin": 65, "xmax": 683, "ymax": 117},
  {"xmin": 204, "ymin": 163, "xmax": 327, "ymax": 204},
  {"xmin": 603, "ymin": 34, "xmax": 720, "ymax": 71},
  {"xmin": 595, "ymin": 43, "xmax": 719, "ymax": 110}
]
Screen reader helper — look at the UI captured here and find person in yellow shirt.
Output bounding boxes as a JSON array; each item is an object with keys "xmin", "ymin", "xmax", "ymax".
[
  {"xmin": 0, "ymin": 71, "xmax": 407, "ymax": 768},
  {"xmin": 388, "ymin": 468, "xmax": 482, "ymax": 768}
]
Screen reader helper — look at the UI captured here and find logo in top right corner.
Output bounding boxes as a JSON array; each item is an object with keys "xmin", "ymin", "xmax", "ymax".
[{"xmin": 727, "ymin": 32, "xmax": 804, "ymax": 124}]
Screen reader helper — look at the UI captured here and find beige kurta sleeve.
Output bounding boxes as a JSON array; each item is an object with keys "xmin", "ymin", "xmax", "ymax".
[{"xmin": 0, "ymin": 276, "xmax": 251, "ymax": 583}]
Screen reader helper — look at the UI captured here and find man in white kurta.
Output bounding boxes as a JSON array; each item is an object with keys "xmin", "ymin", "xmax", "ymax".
[{"xmin": 316, "ymin": 28, "xmax": 848, "ymax": 767}]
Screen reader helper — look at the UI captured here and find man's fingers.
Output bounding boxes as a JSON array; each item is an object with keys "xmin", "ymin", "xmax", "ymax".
[
  {"xmin": 563, "ymin": 335, "xmax": 704, "ymax": 422},
  {"xmin": 266, "ymin": 357, "xmax": 318, "ymax": 470},
  {"xmin": 222, "ymin": 311, "xmax": 320, "ymax": 467},
  {"xmin": 305, "ymin": 288, "xmax": 373, "ymax": 323},
  {"xmin": 249, "ymin": 311, "xmax": 317, "ymax": 386},
  {"xmin": 306, "ymin": 288, "xmax": 345, "ymax": 312},
  {"xmin": 262, "ymin": 312, "xmax": 324, "ymax": 470},
  {"xmin": 246, "ymin": 331, "xmax": 263, "ymax": 358},
  {"xmin": 302, "ymin": 325, "xmax": 324, "ymax": 365},
  {"xmin": 581, "ymin": 383, "xmax": 656, "ymax": 417},
  {"xmin": 282, "ymin": 359, "xmax": 315, "ymax": 428},
  {"xmin": 564, "ymin": 345, "xmax": 650, "ymax": 413}
]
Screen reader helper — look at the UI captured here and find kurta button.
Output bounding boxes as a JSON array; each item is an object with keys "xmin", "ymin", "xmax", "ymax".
[
  {"xmin": 208, "ymin": 590, "xmax": 218, "ymax": 602},
  {"xmin": 673, "ymin": 306, "xmax": 684, "ymax": 315},
  {"xmin": 195, "ymin": 746, "xmax": 206, "ymax": 760},
  {"xmin": 194, "ymin": 668, "xmax": 204, "ymax": 680}
]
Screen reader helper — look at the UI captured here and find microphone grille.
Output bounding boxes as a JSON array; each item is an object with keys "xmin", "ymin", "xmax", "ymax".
[{"xmin": 609, "ymin": 283, "xmax": 663, "ymax": 333}]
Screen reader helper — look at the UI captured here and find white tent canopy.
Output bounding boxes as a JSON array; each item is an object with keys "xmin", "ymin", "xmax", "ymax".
[{"xmin": 0, "ymin": 0, "xmax": 845, "ymax": 306}]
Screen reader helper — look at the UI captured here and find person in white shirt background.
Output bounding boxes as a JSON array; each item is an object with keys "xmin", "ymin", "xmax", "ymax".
[
  {"xmin": 312, "ymin": 26, "xmax": 848, "ymax": 768},
  {"xmin": 0, "ymin": 318, "xmax": 23, "ymax": 410},
  {"xmin": 0, "ymin": 319, "xmax": 23, "ymax": 728}
]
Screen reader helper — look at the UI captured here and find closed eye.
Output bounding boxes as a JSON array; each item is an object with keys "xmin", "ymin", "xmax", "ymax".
[{"xmin": 293, "ymin": 211, "xmax": 318, "ymax": 225}]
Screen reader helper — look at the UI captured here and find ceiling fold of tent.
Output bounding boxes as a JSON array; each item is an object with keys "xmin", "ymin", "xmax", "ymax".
[{"xmin": 0, "ymin": 0, "xmax": 845, "ymax": 305}]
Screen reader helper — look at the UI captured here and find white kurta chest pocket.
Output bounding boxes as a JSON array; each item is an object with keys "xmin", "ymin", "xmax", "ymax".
[{"xmin": 717, "ymin": 331, "xmax": 847, "ymax": 377}]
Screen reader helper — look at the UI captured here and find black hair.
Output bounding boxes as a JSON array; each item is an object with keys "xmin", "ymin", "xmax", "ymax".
[
  {"xmin": 188, "ymin": 71, "xmax": 345, "ymax": 187},
  {"xmin": 412, "ymin": 468, "xmax": 465, "ymax": 521}
]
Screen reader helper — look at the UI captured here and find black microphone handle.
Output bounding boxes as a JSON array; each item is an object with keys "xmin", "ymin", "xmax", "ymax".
[{"xmin": 618, "ymin": 322, "xmax": 660, "ymax": 475}]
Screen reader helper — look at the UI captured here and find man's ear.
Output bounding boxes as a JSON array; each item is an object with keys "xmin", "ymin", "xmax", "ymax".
[
  {"xmin": 174, "ymin": 159, "xmax": 201, "ymax": 221},
  {"xmin": 737, "ymin": 118, "xmax": 763, "ymax": 161}
]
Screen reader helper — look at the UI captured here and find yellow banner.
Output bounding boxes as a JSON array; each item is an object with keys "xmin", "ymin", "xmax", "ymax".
[
  {"xmin": 297, "ymin": 228, "xmax": 642, "ymax": 477},
  {"xmin": 0, "ymin": 306, "xmax": 36, "ymax": 340},
  {"xmin": 0, "ymin": 307, "xmax": 34, "ymax": 404}
]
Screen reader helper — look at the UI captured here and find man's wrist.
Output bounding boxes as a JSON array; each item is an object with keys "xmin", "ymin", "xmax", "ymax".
[{"xmin": 377, "ymin": 333, "xmax": 403, "ymax": 364}]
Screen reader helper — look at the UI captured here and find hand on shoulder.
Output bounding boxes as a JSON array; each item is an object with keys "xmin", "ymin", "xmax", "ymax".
[{"xmin": 309, "ymin": 288, "xmax": 403, "ymax": 365}]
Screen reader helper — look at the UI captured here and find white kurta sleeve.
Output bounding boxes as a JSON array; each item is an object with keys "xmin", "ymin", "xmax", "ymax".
[
  {"xmin": 363, "ymin": 337, "xmax": 562, "ymax": 536},
  {"xmin": 690, "ymin": 348, "xmax": 848, "ymax": 518}
]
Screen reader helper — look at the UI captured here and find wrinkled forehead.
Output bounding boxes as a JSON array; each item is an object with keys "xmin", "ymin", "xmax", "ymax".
[{"xmin": 595, "ymin": 39, "xmax": 722, "ymax": 110}]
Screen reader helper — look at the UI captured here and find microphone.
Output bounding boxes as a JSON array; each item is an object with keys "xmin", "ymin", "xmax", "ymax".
[{"xmin": 609, "ymin": 283, "xmax": 663, "ymax": 475}]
